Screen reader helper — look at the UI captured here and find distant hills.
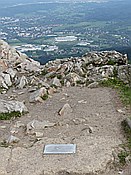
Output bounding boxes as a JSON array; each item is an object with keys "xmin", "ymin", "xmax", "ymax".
[{"xmin": 0, "ymin": 0, "xmax": 123, "ymax": 8}]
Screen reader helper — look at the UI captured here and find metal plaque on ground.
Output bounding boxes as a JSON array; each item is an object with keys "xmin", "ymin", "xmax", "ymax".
[{"xmin": 43, "ymin": 144, "xmax": 76, "ymax": 154}]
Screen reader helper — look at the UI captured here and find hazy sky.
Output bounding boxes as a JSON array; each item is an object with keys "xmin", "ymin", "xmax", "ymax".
[
  {"xmin": 0, "ymin": 0, "xmax": 124, "ymax": 9},
  {"xmin": 0, "ymin": 0, "xmax": 119, "ymax": 4}
]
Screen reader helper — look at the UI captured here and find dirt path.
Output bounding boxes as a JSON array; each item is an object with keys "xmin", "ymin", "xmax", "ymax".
[{"xmin": 0, "ymin": 87, "xmax": 130, "ymax": 175}]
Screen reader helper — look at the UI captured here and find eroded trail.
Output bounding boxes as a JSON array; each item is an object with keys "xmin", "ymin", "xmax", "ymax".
[{"xmin": 0, "ymin": 87, "xmax": 130, "ymax": 175}]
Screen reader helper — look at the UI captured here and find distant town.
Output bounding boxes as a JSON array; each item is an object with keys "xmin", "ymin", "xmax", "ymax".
[{"xmin": 0, "ymin": 1, "xmax": 131, "ymax": 63}]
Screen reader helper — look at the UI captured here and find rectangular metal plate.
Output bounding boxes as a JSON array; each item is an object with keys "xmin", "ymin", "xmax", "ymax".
[{"xmin": 43, "ymin": 144, "xmax": 76, "ymax": 154}]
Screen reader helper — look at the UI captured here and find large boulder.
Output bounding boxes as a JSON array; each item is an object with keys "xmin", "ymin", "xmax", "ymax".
[
  {"xmin": 6, "ymin": 68, "xmax": 16, "ymax": 79},
  {"xmin": 0, "ymin": 40, "xmax": 41, "ymax": 73},
  {"xmin": 0, "ymin": 99, "xmax": 28, "ymax": 113},
  {"xmin": 118, "ymin": 65, "xmax": 131, "ymax": 85},
  {"xmin": 0, "ymin": 40, "xmax": 42, "ymax": 90},
  {"xmin": 17, "ymin": 76, "xmax": 28, "ymax": 89},
  {"xmin": 0, "ymin": 76, "xmax": 8, "ymax": 89},
  {"xmin": 1, "ymin": 73, "xmax": 12, "ymax": 87},
  {"xmin": 18, "ymin": 57, "xmax": 41, "ymax": 73}
]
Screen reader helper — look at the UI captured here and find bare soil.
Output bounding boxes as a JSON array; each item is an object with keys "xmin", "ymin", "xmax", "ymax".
[{"xmin": 0, "ymin": 87, "xmax": 131, "ymax": 175}]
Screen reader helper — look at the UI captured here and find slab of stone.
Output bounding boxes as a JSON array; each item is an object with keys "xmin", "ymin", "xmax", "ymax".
[{"xmin": 43, "ymin": 144, "xmax": 76, "ymax": 154}]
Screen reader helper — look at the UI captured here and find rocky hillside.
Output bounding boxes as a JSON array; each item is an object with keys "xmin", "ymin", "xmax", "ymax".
[
  {"xmin": 0, "ymin": 40, "xmax": 131, "ymax": 175},
  {"xmin": 0, "ymin": 39, "xmax": 131, "ymax": 93}
]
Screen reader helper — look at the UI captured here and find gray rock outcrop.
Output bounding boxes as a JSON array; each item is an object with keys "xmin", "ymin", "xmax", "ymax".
[
  {"xmin": 0, "ymin": 39, "xmax": 131, "ymax": 96},
  {"xmin": 0, "ymin": 39, "xmax": 41, "ymax": 90},
  {"xmin": 0, "ymin": 99, "xmax": 28, "ymax": 113},
  {"xmin": 41, "ymin": 50, "xmax": 131, "ymax": 88}
]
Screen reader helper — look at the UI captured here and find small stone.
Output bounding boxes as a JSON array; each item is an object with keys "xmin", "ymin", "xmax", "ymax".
[
  {"xmin": 73, "ymin": 118, "xmax": 86, "ymax": 125},
  {"xmin": 117, "ymin": 109, "xmax": 126, "ymax": 115},
  {"xmin": 78, "ymin": 100, "xmax": 87, "ymax": 104},
  {"xmin": 7, "ymin": 135, "xmax": 20, "ymax": 144},
  {"xmin": 8, "ymin": 94, "xmax": 17, "ymax": 100},
  {"xmin": 88, "ymin": 82, "xmax": 99, "ymax": 88},
  {"xmin": 35, "ymin": 132, "xmax": 44, "ymax": 138},
  {"xmin": 48, "ymin": 87, "xmax": 56, "ymax": 95},
  {"xmin": 125, "ymin": 118, "xmax": 131, "ymax": 130},
  {"xmin": 10, "ymin": 127, "xmax": 18, "ymax": 134},
  {"xmin": 66, "ymin": 81, "xmax": 71, "ymax": 87},
  {"xmin": 52, "ymin": 77, "xmax": 61, "ymax": 87},
  {"xmin": 12, "ymin": 90, "xmax": 17, "ymax": 93},
  {"xmin": 1, "ymin": 90, "xmax": 7, "ymax": 94},
  {"xmin": 18, "ymin": 76, "xmax": 28, "ymax": 89},
  {"xmin": 26, "ymin": 119, "xmax": 56, "ymax": 134},
  {"xmin": 0, "ymin": 126, "xmax": 7, "ymax": 129},
  {"xmin": 63, "ymin": 93, "xmax": 69, "ymax": 97},
  {"xmin": 28, "ymin": 87, "xmax": 37, "ymax": 93},
  {"xmin": 88, "ymin": 126, "xmax": 93, "ymax": 133},
  {"xmin": 6, "ymin": 68, "xmax": 16, "ymax": 79},
  {"xmin": 18, "ymin": 91, "xmax": 24, "ymax": 95},
  {"xmin": 0, "ymin": 168, "xmax": 8, "ymax": 175},
  {"xmin": 14, "ymin": 121, "xmax": 25, "ymax": 128},
  {"xmin": 118, "ymin": 170, "xmax": 123, "ymax": 174},
  {"xmin": 29, "ymin": 87, "xmax": 47, "ymax": 103},
  {"xmin": 58, "ymin": 103, "xmax": 72, "ymax": 116},
  {"xmin": 2, "ymin": 73, "xmax": 12, "ymax": 87}
]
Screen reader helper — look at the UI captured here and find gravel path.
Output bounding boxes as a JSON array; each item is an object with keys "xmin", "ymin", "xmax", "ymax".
[{"xmin": 0, "ymin": 87, "xmax": 130, "ymax": 175}]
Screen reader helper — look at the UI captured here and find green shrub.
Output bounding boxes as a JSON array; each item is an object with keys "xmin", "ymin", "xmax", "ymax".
[
  {"xmin": 118, "ymin": 151, "xmax": 129, "ymax": 165},
  {"xmin": 57, "ymin": 74, "xmax": 63, "ymax": 79},
  {"xmin": 107, "ymin": 59, "xmax": 116, "ymax": 65},
  {"xmin": 41, "ymin": 94, "xmax": 48, "ymax": 100},
  {"xmin": 60, "ymin": 79, "xmax": 64, "ymax": 86},
  {"xmin": 76, "ymin": 80, "xmax": 85, "ymax": 85},
  {"xmin": 41, "ymin": 69, "xmax": 48, "ymax": 76},
  {"xmin": 121, "ymin": 119, "xmax": 131, "ymax": 150},
  {"xmin": 101, "ymin": 78, "xmax": 131, "ymax": 106},
  {"xmin": 120, "ymin": 119, "xmax": 131, "ymax": 166},
  {"xmin": 0, "ymin": 111, "xmax": 21, "ymax": 120}
]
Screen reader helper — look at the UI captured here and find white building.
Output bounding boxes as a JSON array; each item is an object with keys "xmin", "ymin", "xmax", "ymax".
[{"xmin": 55, "ymin": 36, "xmax": 77, "ymax": 42}]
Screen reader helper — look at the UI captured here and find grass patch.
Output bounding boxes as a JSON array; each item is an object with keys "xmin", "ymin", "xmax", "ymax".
[
  {"xmin": 0, "ymin": 140, "xmax": 9, "ymax": 148},
  {"xmin": 119, "ymin": 119, "xmax": 131, "ymax": 166},
  {"xmin": 50, "ymin": 84, "xmax": 58, "ymax": 89},
  {"xmin": 41, "ymin": 69, "xmax": 48, "ymax": 76},
  {"xmin": 101, "ymin": 78, "xmax": 131, "ymax": 166},
  {"xmin": 60, "ymin": 79, "xmax": 64, "ymax": 86},
  {"xmin": 0, "ymin": 111, "xmax": 21, "ymax": 120},
  {"xmin": 41, "ymin": 94, "xmax": 48, "ymax": 101},
  {"xmin": 118, "ymin": 150, "xmax": 129, "ymax": 166},
  {"xmin": 101, "ymin": 78, "xmax": 131, "ymax": 106},
  {"xmin": 57, "ymin": 74, "xmax": 63, "ymax": 79},
  {"xmin": 76, "ymin": 80, "xmax": 85, "ymax": 85},
  {"xmin": 0, "ymin": 87, "xmax": 6, "ymax": 94},
  {"xmin": 107, "ymin": 59, "xmax": 116, "ymax": 65},
  {"xmin": 122, "ymin": 119, "xmax": 131, "ymax": 150}
]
